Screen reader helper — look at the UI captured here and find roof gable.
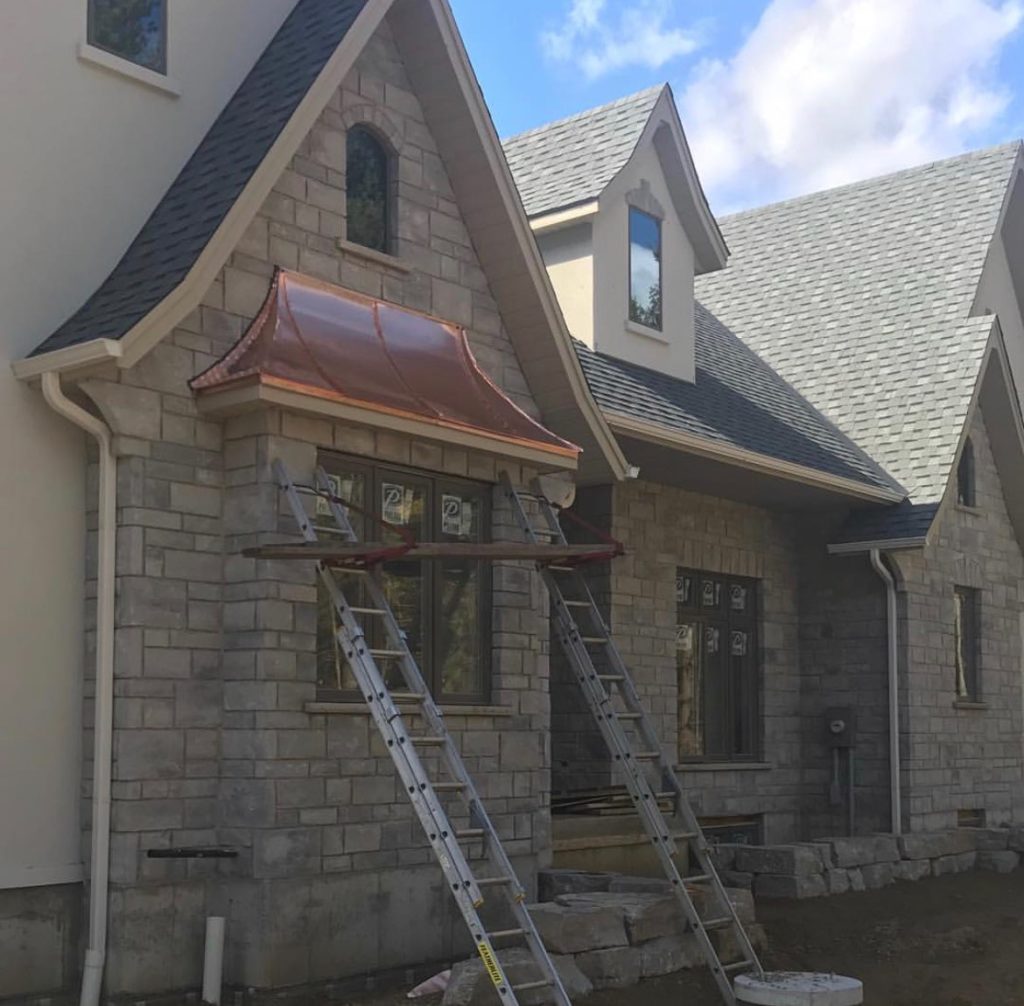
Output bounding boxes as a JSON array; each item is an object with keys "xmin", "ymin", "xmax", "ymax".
[
  {"xmin": 503, "ymin": 86, "xmax": 663, "ymax": 219},
  {"xmin": 31, "ymin": 0, "xmax": 373, "ymax": 358},
  {"xmin": 697, "ymin": 143, "xmax": 1020, "ymax": 506}
]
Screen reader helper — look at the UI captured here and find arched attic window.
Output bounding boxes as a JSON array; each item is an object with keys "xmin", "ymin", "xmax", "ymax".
[
  {"xmin": 957, "ymin": 437, "xmax": 976, "ymax": 507},
  {"xmin": 346, "ymin": 125, "xmax": 392, "ymax": 254}
]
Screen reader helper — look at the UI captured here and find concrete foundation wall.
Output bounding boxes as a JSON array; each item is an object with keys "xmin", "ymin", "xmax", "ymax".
[{"xmin": 0, "ymin": 883, "xmax": 81, "ymax": 1000}]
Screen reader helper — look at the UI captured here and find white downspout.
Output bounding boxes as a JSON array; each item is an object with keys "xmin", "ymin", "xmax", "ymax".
[
  {"xmin": 41, "ymin": 372, "xmax": 116, "ymax": 1006},
  {"xmin": 869, "ymin": 548, "xmax": 902, "ymax": 836}
]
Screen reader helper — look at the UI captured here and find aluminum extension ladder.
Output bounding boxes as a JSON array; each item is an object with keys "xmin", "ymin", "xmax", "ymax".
[
  {"xmin": 503, "ymin": 476, "xmax": 764, "ymax": 1006},
  {"xmin": 274, "ymin": 461, "xmax": 571, "ymax": 1005}
]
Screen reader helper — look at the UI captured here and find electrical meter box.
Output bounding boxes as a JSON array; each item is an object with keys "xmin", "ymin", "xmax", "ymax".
[{"xmin": 824, "ymin": 707, "xmax": 856, "ymax": 748}]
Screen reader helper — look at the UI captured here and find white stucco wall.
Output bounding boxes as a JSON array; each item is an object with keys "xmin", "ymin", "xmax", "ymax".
[
  {"xmin": 0, "ymin": 0, "xmax": 296, "ymax": 888},
  {"xmin": 536, "ymin": 223, "xmax": 595, "ymax": 347},
  {"xmin": 593, "ymin": 125, "xmax": 697, "ymax": 382}
]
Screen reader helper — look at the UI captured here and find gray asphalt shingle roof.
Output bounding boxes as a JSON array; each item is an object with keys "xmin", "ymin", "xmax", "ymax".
[
  {"xmin": 697, "ymin": 143, "xmax": 1019, "ymax": 506},
  {"xmin": 502, "ymin": 86, "xmax": 663, "ymax": 218},
  {"xmin": 578, "ymin": 303, "xmax": 904, "ymax": 497},
  {"xmin": 31, "ymin": 0, "xmax": 369, "ymax": 357}
]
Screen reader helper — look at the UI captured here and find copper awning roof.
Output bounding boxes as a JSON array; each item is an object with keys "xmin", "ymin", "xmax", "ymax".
[{"xmin": 190, "ymin": 270, "xmax": 580, "ymax": 463}]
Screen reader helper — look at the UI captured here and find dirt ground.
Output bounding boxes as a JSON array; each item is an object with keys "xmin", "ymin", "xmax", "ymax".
[{"xmin": 344, "ymin": 870, "xmax": 1024, "ymax": 1006}]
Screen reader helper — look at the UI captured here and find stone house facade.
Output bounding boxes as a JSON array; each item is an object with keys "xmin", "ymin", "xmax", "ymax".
[{"xmin": 14, "ymin": 1, "xmax": 623, "ymax": 998}]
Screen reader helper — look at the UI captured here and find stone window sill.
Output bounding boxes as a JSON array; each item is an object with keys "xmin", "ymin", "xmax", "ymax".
[
  {"xmin": 953, "ymin": 699, "xmax": 988, "ymax": 711},
  {"xmin": 955, "ymin": 504, "xmax": 984, "ymax": 517},
  {"xmin": 306, "ymin": 701, "xmax": 513, "ymax": 718},
  {"xmin": 336, "ymin": 238, "xmax": 412, "ymax": 273},
  {"xmin": 77, "ymin": 42, "xmax": 181, "ymax": 97},
  {"xmin": 625, "ymin": 318, "xmax": 669, "ymax": 344},
  {"xmin": 676, "ymin": 761, "xmax": 773, "ymax": 773}
]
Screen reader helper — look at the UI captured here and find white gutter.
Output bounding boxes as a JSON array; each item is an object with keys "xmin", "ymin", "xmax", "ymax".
[
  {"xmin": 41, "ymin": 373, "xmax": 116, "ymax": 1006},
  {"xmin": 869, "ymin": 549, "xmax": 902, "ymax": 836}
]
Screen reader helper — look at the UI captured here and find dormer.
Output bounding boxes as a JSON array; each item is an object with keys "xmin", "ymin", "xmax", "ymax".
[{"xmin": 504, "ymin": 85, "xmax": 727, "ymax": 383}]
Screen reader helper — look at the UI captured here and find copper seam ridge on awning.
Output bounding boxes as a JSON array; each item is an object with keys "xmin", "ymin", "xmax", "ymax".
[{"xmin": 189, "ymin": 269, "xmax": 581, "ymax": 459}]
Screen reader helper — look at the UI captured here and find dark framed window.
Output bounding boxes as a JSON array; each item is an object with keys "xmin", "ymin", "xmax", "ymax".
[
  {"xmin": 628, "ymin": 207, "xmax": 662, "ymax": 330},
  {"xmin": 315, "ymin": 454, "xmax": 491, "ymax": 703},
  {"xmin": 676, "ymin": 569, "xmax": 759, "ymax": 762},
  {"xmin": 346, "ymin": 126, "xmax": 391, "ymax": 253},
  {"xmin": 954, "ymin": 585, "xmax": 980, "ymax": 701},
  {"xmin": 87, "ymin": 0, "xmax": 167, "ymax": 74},
  {"xmin": 957, "ymin": 437, "xmax": 976, "ymax": 507}
]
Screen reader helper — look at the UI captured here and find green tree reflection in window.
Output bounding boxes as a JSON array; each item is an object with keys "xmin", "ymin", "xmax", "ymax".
[
  {"xmin": 347, "ymin": 126, "xmax": 391, "ymax": 253},
  {"xmin": 88, "ymin": 0, "xmax": 167, "ymax": 74}
]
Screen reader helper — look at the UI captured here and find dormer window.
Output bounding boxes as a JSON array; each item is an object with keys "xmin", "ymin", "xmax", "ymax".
[
  {"xmin": 629, "ymin": 207, "xmax": 662, "ymax": 331},
  {"xmin": 87, "ymin": 0, "xmax": 167, "ymax": 74},
  {"xmin": 346, "ymin": 126, "xmax": 391, "ymax": 254},
  {"xmin": 957, "ymin": 437, "xmax": 976, "ymax": 507}
]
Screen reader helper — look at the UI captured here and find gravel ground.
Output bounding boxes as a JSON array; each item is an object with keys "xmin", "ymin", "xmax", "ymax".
[{"xmin": 338, "ymin": 869, "xmax": 1024, "ymax": 1006}]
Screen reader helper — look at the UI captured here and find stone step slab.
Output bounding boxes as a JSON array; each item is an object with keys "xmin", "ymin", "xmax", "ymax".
[
  {"xmin": 442, "ymin": 948, "xmax": 592, "ymax": 1006},
  {"xmin": 735, "ymin": 845, "xmax": 824, "ymax": 877},
  {"xmin": 975, "ymin": 850, "xmax": 1020, "ymax": 873},
  {"xmin": 826, "ymin": 835, "xmax": 898, "ymax": 868},
  {"xmin": 899, "ymin": 830, "xmax": 975, "ymax": 860},
  {"xmin": 638, "ymin": 934, "xmax": 704, "ymax": 978},
  {"xmin": 527, "ymin": 900, "xmax": 628, "ymax": 954},
  {"xmin": 893, "ymin": 859, "xmax": 931, "ymax": 883},
  {"xmin": 859, "ymin": 863, "xmax": 894, "ymax": 890},
  {"xmin": 537, "ymin": 869, "xmax": 611, "ymax": 902},
  {"xmin": 556, "ymin": 892, "xmax": 684, "ymax": 944},
  {"xmin": 575, "ymin": 945, "xmax": 642, "ymax": 990},
  {"xmin": 754, "ymin": 873, "xmax": 827, "ymax": 900}
]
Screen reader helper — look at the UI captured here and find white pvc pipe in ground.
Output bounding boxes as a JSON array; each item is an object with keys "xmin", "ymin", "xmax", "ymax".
[{"xmin": 202, "ymin": 917, "xmax": 226, "ymax": 1005}]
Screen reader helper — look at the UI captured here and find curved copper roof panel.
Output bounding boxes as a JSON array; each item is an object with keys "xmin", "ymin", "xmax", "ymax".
[{"xmin": 191, "ymin": 270, "xmax": 580, "ymax": 460}]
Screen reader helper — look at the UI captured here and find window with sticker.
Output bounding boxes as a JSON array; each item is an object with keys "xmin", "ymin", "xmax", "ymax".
[
  {"xmin": 315, "ymin": 453, "xmax": 491, "ymax": 702},
  {"xmin": 676, "ymin": 568, "xmax": 760, "ymax": 762}
]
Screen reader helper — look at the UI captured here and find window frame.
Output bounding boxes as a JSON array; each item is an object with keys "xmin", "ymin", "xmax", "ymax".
[
  {"xmin": 956, "ymin": 437, "xmax": 976, "ymax": 508},
  {"xmin": 87, "ymin": 0, "xmax": 168, "ymax": 76},
  {"xmin": 345, "ymin": 124, "xmax": 393, "ymax": 255},
  {"xmin": 675, "ymin": 568, "xmax": 761, "ymax": 763},
  {"xmin": 628, "ymin": 206, "xmax": 663, "ymax": 332},
  {"xmin": 953, "ymin": 584, "xmax": 981, "ymax": 701},
  {"xmin": 315, "ymin": 453, "xmax": 492, "ymax": 705}
]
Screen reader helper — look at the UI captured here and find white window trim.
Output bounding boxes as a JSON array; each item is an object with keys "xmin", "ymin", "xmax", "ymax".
[
  {"xmin": 625, "ymin": 317, "xmax": 670, "ymax": 344},
  {"xmin": 77, "ymin": 41, "xmax": 180, "ymax": 97}
]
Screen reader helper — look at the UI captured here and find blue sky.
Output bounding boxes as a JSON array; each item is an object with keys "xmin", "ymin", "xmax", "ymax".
[{"xmin": 450, "ymin": 0, "xmax": 1024, "ymax": 213}]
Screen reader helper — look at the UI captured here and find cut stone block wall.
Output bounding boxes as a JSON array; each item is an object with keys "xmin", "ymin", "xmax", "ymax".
[
  {"xmin": 66, "ymin": 14, "xmax": 561, "ymax": 997},
  {"xmin": 557, "ymin": 480, "xmax": 805, "ymax": 843},
  {"xmin": 892, "ymin": 407, "xmax": 1024, "ymax": 831}
]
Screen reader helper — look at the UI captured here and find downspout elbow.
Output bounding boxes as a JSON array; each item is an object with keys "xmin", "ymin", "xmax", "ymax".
[
  {"xmin": 41, "ymin": 373, "xmax": 116, "ymax": 1006},
  {"xmin": 869, "ymin": 548, "xmax": 902, "ymax": 837}
]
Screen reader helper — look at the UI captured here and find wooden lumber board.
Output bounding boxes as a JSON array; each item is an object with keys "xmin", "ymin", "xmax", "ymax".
[{"xmin": 242, "ymin": 541, "xmax": 619, "ymax": 562}]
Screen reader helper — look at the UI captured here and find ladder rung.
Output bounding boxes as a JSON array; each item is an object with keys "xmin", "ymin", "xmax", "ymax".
[
  {"xmin": 723, "ymin": 960, "xmax": 755, "ymax": 974},
  {"xmin": 370, "ymin": 649, "xmax": 405, "ymax": 658},
  {"xmin": 433, "ymin": 782, "xmax": 467, "ymax": 793},
  {"xmin": 598, "ymin": 674, "xmax": 624, "ymax": 682},
  {"xmin": 350, "ymin": 606, "xmax": 386, "ymax": 616},
  {"xmin": 564, "ymin": 599, "xmax": 591, "ymax": 607},
  {"xmin": 635, "ymin": 751, "xmax": 662, "ymax": 759},
  {"xmin": 456, "ymin": 828, "xmax": 486, "ymax": 840},
  {"xmin": 476, "ymin": 876, "xmax": 514, "ymax": 887},
  {"xmin": 686, "ymin": 874, "xmax": 711, "ymax": 883},
  {"xmin": 512, "ymin": 979, "xmax": 554, "ymax": 993},
  {"xmin": 581, "ymin": 636, "xmax": 607, "ymax": 644},
  {"xmin": 409, "ymin": 735, "xmax": 447, "ymax": 746},
  {"xmin": 702, "ymin": 916, "xmax": 734, "ymax": 931},
  {"xmin": 547, "ymin": 565, "xmax": 576, "ymax": 572},
  {"xmin": 488, "ymin": 927, "xmax": 527, "ymax": 940},
  {"xmin": 616, "ymin": 712, "xmax": 643, "ymax": 720}
]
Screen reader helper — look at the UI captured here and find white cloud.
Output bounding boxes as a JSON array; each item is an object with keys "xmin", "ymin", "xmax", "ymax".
[
  {"xmin": 680, "ymin": 0, "xmax": 1023, "ymax": 211},
  {"xmin": 542, "ymin": 0, "xmax": 703, "ymax": 80}
]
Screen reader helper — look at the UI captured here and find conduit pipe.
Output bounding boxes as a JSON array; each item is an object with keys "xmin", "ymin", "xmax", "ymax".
[
  {"xmin": 41, "ymin": 372, "xmax": 116, "ymax": 1006},
  {"xmin": 870, "ymin": 548, "xmax": 902, "ymax": 836}
]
